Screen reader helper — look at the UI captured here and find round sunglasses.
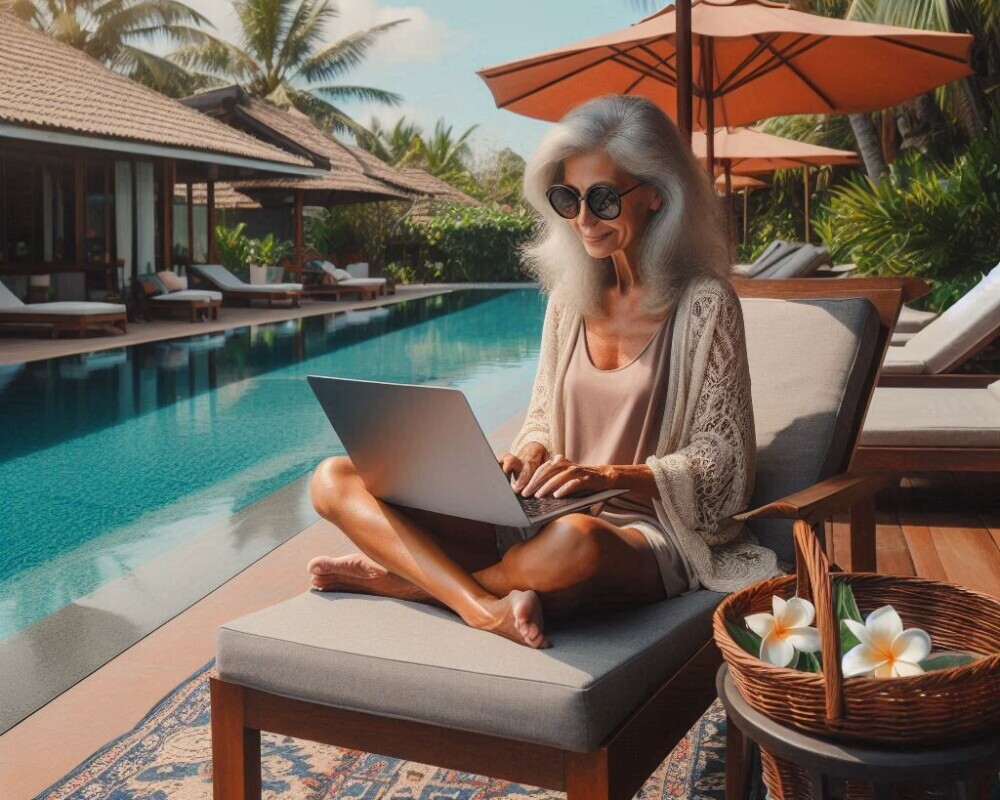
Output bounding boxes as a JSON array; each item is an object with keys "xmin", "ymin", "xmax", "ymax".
[{"xmin": 546, "ymin": 182, "xmax": 644, "ymax": 221}]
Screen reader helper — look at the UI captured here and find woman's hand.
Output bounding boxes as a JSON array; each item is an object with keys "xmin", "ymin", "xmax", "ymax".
[
  {"xmin": 519, "ymin": 454, "xmax": 614, "ymax": 499},
  {"xmin": 499, "ymin": 442, "xmax": 549, "ymax": 493}
]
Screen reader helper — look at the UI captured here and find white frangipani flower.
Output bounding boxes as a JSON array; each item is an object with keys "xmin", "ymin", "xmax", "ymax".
[
  {"xmin": 745, "ymin": 596, "xmax": 822, "ymax": 667},
  {"xmin": 842, "ymin": 605, "xmax": 932, "ymax": 678}
]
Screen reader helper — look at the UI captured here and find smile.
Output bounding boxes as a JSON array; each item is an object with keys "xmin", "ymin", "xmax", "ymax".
[{"xmin": 582, "ymin": 231, "xmax": 612, "ymax": 244}]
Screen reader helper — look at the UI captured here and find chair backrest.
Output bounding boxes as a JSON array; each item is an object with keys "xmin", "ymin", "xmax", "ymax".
[
  {"xmin": 759, "ymin": 245, "xmax": 831, "ymax": 280},
  {"xmin": 136, "ymin": 273, "xmax": 167, "ymax": 297},
  {"xmin": 744, "ymin": 241, "xmax": 803, "ymax": 278},
  {"xmin": 191, "ymin": 264, "xmax": 246, "ymax": 290},
  {"xmin": 734, "ymin": 279, "xmax": 903, "ymax": 562},
  {"xmin": 0, "ymin": 279, "xmax": 25, "ymax": 309},
  {"xmin": 897, "ymin": 262, "xmax": 1000, "ymax": 373}
]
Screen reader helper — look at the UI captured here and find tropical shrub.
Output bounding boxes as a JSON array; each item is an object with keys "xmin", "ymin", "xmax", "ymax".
[
  {"xmin": 215, "ymin": 223, "xmax": 252, "ymax": 279},
  {"xmin": 813, "ymin": 123, "xmax": 1000, "ymax": 310},
  {"xmin": 247, "ymin": 232, "xmax": 292, "ymax": 268},
  {"xmin": 401, "ymin": 204, "xmax": 536, "ymax": 282}
]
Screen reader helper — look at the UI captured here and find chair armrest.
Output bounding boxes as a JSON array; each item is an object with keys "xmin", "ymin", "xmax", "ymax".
[{"xmin": 735, "ymin": 471, "xmax": 893, "ymax": 525}]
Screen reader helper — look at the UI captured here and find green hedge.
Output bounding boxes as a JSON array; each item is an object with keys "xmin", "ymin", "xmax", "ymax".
[{"xmin": 392, "ymin": 204, "xmax": 536, "ymax": 283}]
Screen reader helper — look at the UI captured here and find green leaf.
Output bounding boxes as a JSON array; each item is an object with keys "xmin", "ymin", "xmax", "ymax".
[
  {"xmin": 725, "ymin": 620, "xmax": 762, "ymax": 659},
  {"xmin": 833, "ymin": 578, "xmax": 863, "ymax": 654},
  {"xmin": 920, "ymin": 653, "xmax": 979, "ymax": 671},
  {"xmin": 795, "ymin": 651, "xmax": 822, "ymax": 673}
]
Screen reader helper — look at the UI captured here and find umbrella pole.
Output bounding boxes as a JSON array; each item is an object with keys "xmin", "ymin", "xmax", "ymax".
[
  {"xmin": 723, "ymin": 159, "xmax": 735, "ymax": 245},
  {"xmin": 743, "ymin": 189, "xmax": 749, "ymax": 244},
  {"xmin": 676, "ymin": 0, "xmax": 693, "ymax": 143},
  {"xmin": 703, "ymin": 38, "xmax": 715, "ymax": 176},
  {"xmin": 802, "ymin": 166, "xmax": 810, "ymax": 244}
]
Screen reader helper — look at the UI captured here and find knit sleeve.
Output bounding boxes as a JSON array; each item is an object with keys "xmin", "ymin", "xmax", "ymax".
[
  {"xmin": 509, "ymin": 297, "xmax": 562, "ymax": 455},
  {"xmin": 645, "ymin": 281, "xmax": 756, "ymax": 545}
]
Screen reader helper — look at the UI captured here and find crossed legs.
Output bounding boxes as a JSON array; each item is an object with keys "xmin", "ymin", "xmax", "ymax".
[{"xmin": 309, "ymin": 456, "xmax": 665, "ymax": 648}]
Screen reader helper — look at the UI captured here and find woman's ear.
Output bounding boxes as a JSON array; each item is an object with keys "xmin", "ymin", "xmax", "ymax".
[{"xmin": 650, "ymin": 192, "xmax": 663, "ymax": 213}]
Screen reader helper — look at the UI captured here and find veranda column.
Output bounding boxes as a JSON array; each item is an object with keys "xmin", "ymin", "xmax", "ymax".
[
  {"xmin": 161, "ymin": 159, "xmax": 174, "ymax": 271},
  {"xmin": 293, "ymin": 189, "xmax": 303, "ymax": 282},
  {"xmin": 74, "ymin": 163, "xmax": 85, "ymax": 267},
  {"xmin": 206, "ymin": 181, "xmax": 217, "ymax": 263},
  {"xmin": 186, "ymin": 181, "xmax": 194, "ymax": 267}
]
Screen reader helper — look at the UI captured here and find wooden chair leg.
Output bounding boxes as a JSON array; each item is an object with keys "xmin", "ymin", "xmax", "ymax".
[
  {"xmin": 726, "ymin": 713, "xmax": 753, "ymax": 800},
  {"xmin": 849, "ymin": 496, "xmax": 877, "ymax": 572},
  {"xmin": 211, "ymin": 678, "xmax": 261, "ymax": 800},
  {"xmin": 566, "ymin": 749, "xmax": 611, "ymax": 800}
]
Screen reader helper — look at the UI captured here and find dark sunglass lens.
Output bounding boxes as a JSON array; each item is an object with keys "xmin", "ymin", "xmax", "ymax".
[
  {"xmin": 548, "ymin": 187, "xmax": 580, "ymax": 219},
  {"xmin": 588, "ymin": 186, "xmax": 621, "ymax": 219}
]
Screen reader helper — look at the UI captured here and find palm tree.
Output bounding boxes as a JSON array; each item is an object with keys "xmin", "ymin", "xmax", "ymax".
[
  {"xmin": 173, "ymin": 0, "xmax": 407, "ymax": 137},
  {"xmin": 418, "ymin": 119, "xmax": 477, "ymax": 186},
  {"xmin": 360, "ymin": 117, "xmax": 424, "ymax": 166},
  {"xmin": 4, "ymin": 0, "xmax": 218, "ymax": 94}
]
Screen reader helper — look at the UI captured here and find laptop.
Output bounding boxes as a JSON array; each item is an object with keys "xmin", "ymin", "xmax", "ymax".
[{"xmin": 308, "ymin": 376, "xmax": 627, "ymax": 527}]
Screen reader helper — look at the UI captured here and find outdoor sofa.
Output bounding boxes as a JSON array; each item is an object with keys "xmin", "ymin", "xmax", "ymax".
[
  {"xmin": 189, "ymin": 264, "xmax": 302, "ymax": 308},
  {"xmin": 880, "ymin": 262, "xmax": 1000, "ymax": 386},
  {"xmin": 137, "ymin": 273, "xmax": 222, "ymax": 322},
  {"xmin": 210, "ymin": 277, "xmax": 914, "ymax": 800},
  {"xmin": 853, "ymin": 378, "xmax": 1000, "ymax": 473},
  {"xmin": 0, "ymin": 279, "xmax": 126, "ymax": 338},
  {"xmin": 304, "ymin": 260, "xmax": 387, "ymax": 300}
]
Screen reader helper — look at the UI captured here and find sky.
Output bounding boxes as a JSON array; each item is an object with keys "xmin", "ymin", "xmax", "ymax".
[{"xmin": 179, "ymin": 0, "xmax": 655, "ymax": 162}]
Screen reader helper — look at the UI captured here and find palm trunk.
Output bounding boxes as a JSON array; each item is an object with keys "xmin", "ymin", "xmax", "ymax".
[{"xmin": 849, "ymin": 113, "xmax": 886, "ymax": 183}]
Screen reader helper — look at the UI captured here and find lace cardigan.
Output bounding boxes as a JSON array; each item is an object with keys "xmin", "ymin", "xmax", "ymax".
[{"xmin": 511, "ymin": 276, "xmax": 778, "ymax": 592}]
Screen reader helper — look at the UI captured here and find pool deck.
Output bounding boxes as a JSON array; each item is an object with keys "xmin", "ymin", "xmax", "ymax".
[{"xmin": 0, "ymin": 283, "xmax": 535, "ymax": 366}]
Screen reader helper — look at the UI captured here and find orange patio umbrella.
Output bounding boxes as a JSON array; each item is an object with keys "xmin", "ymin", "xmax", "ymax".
[
  {"xmin": 477, "ymin": 0, "xmax": 973, "ymax": 168},
  {"xmin": 695, "ymin": 125, "xmax": 859, "ymax": 240}
]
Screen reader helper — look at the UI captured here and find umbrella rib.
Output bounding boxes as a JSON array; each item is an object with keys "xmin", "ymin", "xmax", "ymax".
[
  {"xmin": 874, "ymin": 35, "xmax": 970, "ymax": 64},
  {"xmin": 635, "ymin": 43, "xmax": 679, "ymax": 81},
  {"xmin": 482, "ymin": 47, "xmax": 616, "ymax": 80},
  {"xmin": 724, "ymin": 36, "xmax": 833, "ymax": 108},
  {"xmin": 614, "ymin": 46, "xmax": 678, "ymax": 89},
  {"xmin": 714, "ymin": 35, "xmax": 779, "ymax": 94}
]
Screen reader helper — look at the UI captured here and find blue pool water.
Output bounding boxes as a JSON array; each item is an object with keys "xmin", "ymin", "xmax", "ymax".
[{"xmin": 0, "ymin": 289, "xmax": 547, "ymax": 638}]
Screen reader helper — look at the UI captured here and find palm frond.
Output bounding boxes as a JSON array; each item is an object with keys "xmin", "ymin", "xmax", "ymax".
[
  {"xmin": 275, "ymin": 0, "xmax": 336, "ymax": 77},
  {"xmin": 298, "ymin": 18, "xmax": 406, "ymax": 83},
  {"xmin": 314, "ymin": 83, "xmax": 402, "ymax": 106}
]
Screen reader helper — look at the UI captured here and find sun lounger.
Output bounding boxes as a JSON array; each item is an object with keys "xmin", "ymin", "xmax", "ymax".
[
  {"xmin": 755, "ymin": 243, "xmax": 831, "ymax": 279},
  {"xmin": 305, "ymin": 260, "xmax": 386, "ymax": 300},
  {"xmin": 211, "ymin": 279, "xmax": 909, "ymax": 800},
  {"xmin": 188, "ymin": 264, "xmax": 302, "ymax": 308},
  {"xmin": 854, "ymin": 379, "xmax": 1000, "ymax": 472},
  {"xmin": 881, "ymin": 263, "xmax": 1000, "ymax": 385},
  {"xmin": 137, "ymin": 273, "xmax": 222, "ymax": 322},
  {"xmin": 732, "ymin": 240, "xmax": 803, "ymax": 277},
  {"xmin": 0, "ymin": 280, "xmax": 126, "ymax": 338}
]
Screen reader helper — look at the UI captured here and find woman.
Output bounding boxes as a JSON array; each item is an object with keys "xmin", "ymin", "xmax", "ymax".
[{"xmin": 308, "ymin": 95, "xmax": 777, "ymax": 649}]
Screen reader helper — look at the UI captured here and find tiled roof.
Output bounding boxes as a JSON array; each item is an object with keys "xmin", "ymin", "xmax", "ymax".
[
  {"xmin": 174, "ymin": 183, "xmax": 261, "ymax": 209},
  {"xmin": 0, "ymin": 14, "xmax": 310, "ymax": 168},
  {"xmin": 397, "ymin": 168, "xmax": 481, "ymax": 205}
]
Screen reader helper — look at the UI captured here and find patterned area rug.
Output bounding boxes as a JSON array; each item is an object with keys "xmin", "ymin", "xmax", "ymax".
[{"xmin": 34, "ymin": 661, "xmax": 739, "ymax": 800}]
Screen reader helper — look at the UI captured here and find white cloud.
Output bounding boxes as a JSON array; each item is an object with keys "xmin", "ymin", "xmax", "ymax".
[{"xmin": 331, "ymin": 0, "xmax": 465, "ymax": 66}]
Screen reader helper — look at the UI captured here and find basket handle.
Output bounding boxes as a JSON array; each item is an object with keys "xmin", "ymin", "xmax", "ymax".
[{"xmin": 792, "ymin": 519, "xmax": 844, "ymax": 722}]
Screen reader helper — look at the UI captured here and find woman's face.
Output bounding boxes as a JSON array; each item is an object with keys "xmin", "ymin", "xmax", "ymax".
[{"xmin": 559, "ymin": 149, "xmax": 662, "ymax": 260}]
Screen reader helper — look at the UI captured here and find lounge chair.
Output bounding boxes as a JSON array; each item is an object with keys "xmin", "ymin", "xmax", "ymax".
[
  {"xmin": 137, "ymin": 273, "xmax": 222, "ymax": 322},
  {"xmin": 732, "ymin": 240, "xmax": 802, "ymax": 277},
  {"xmin": 210, "ymin": 278, "xmax": 914, "ymax": 800},
  {"xmin": 305, "ymin": 260, "xmax": 386, "ymax": 300},
  {"xmin": 189, "ymin": 264, "xmax": 302, "ymax": 308},
  {"xmin": 853, "ymin": 379, "xmax": 1000, "ymax": 472},
  {"xmin": 0, "ymin": 280, "xmax": 126, "ymax": 338},
  {"xmin": 881, "ymin": 263, "xmax": 1000, "ymax": 385},
  {"xmin": 890, "ymin": 305, "xmax": 939, "ymax": 345},
  {"xmin": 755, "ymin": 243, "xmax": 831, "ymax": 279}
]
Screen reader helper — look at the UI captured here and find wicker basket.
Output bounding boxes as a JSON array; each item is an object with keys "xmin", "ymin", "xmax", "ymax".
[{"xmin": 713, "ymin": 520, "xmax": 1000, "ymax": 745}]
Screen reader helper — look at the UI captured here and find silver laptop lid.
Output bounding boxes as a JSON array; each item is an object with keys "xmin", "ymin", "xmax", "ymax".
[{"xmin": 308, "ymin": 376, "xmax": 533, "ymax": 526}]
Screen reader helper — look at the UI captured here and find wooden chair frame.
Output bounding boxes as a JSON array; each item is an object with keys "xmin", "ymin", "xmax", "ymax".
[
  {"xmin": 148, "ymin": 297, "xmax": 222, "ymax": 323},
  {"xmin": 211, "ymin": 278, "xmax": 920, "ymax": 800},
  {"xmin": 188, "ymin": 267, "xmax": 302, "ymax": 308},
  {"xmin": 0, "ymin": 310, "xmax": 127, "ymax": 338}
]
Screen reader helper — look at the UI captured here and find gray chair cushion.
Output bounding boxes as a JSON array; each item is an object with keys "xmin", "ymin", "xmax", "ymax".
[
  {"xmin": 744, "ymin": 241, "xmax": 803, "ymax": 278},
  {"xmin": 217, "ymin": 589, "xmax": 723, "ymax": 752},
  {"xmin": 741, "ymin": 297, "xmax": 881, "ymax": 562},
  {"xmin": 895, "ymin": 305, "xmax": 937, "ymax": 334},
  {"xmin": 758, "ymin": 245, "xmax": 830, "ymax": 279},
  {"xmin": 860, "ymin": 384, "xmax": 1000, "ymax": 448}
]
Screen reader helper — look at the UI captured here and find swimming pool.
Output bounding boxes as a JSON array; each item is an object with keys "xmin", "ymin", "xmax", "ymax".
[{"xmin": 0, "ymin": 289, "xmax": 547, "ymax": 639}]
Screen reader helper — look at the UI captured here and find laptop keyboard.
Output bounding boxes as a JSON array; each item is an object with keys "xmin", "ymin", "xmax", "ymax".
[{"xmin": 518, "ymin": 493, "xmax": 589, "ymax": 519}]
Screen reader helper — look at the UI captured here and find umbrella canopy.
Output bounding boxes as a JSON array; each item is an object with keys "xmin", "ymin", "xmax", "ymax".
[
  {"xmin": 694, "ymin": 126, "xmax": 858, "ymax": 174},
  {"xmin": 715, "ymin": 174, "xmax": 767, "ymax": 191},
  {"xmin": 477, "ymin": 0, "xmax": 973, "ymax": 132}
]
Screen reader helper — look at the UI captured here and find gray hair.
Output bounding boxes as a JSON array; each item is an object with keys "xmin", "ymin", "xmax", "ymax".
[{"xmin": 521, "ymin": 94, "xmax": 731, "ymax": 316}]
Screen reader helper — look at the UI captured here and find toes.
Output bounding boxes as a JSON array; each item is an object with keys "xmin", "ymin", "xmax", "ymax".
[{"xmin": 307, "ymin": 555, "xmax": 335, "ymax": 575}]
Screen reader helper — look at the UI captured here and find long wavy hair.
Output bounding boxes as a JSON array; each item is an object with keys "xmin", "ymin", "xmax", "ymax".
[{"xmin": 521, "ymin": 94, "xmax": 731, "ymax": 316}]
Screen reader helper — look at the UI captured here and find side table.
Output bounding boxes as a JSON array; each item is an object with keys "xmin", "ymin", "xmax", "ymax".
[{"xmin": 717, "ymin": 665, "xmax": 1000, "ymax": 800}]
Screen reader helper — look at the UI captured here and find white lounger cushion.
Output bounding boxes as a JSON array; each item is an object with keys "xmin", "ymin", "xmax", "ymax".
[
  {"xmin": 861, "ymin": 380, "xmax": 1000, "ymax": 448},
  {"xmin": 0, "ymin": 280, "xmax": 125, "ymax": 314},
  {"xmin": 151, "ymin": 289, "xmax": 222, "ymax": 302},
  {"xmin": 895, "ymin": 305, "xmax": 938, "ymax": 334},
  {"xmin": 883, "ymin": 263, "xmax": 1000, "ymax": 374},
  {"xmin": 319, "ymin": 262, "xmax": 384, "ymax": 287},
  {"xmin": 194, "ymin": 264, "xmax": 303, "ymax": 292},
  {"xmin": 217, "ymin": 589, "xmax": 722, "ymax": 752},
  {"xmin": 337, "ymin": 277, "xmax": 386, "ymax": 287}
]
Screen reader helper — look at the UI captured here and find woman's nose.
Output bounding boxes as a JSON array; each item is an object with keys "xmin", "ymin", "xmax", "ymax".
[{"xmin": 577, "ymin": 201, "xmax": 599, "ymax": 226}]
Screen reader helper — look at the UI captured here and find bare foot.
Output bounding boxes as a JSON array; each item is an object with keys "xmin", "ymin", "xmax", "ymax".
[
  {"xmin": 480, "ymin": 590, "xmax": 550, "ymax": 649},
  {"xmin": 307, "ymin": 553, "xmax": 434, "ymax": 603}
]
